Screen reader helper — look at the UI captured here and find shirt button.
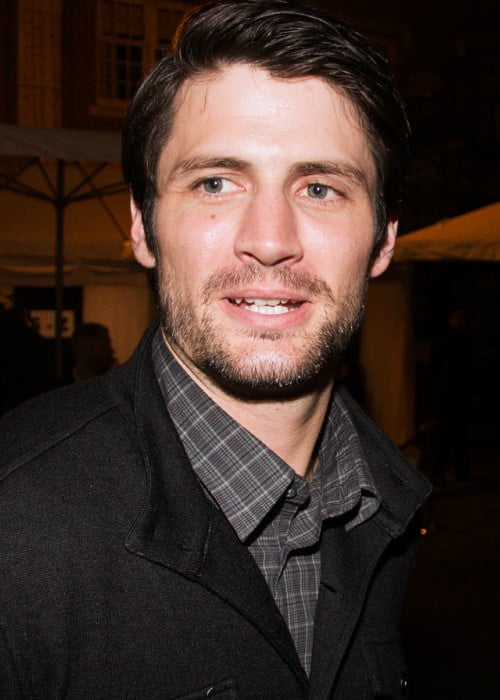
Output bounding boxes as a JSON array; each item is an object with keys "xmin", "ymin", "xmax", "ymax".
[{"xmin": 287, "ymin": 484, "xmax": 297, "ymax": 499}]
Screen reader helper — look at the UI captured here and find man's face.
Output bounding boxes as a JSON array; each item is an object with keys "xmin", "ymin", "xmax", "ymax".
[{"xmin": 132, "ymin": 64, "xmax": 396, "ymax": 395}]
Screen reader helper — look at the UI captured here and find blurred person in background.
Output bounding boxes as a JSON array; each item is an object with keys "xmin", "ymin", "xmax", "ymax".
[
  {"xmin": 0, "ymin": 299, "xmax": 52, "ymax": 416},
  {"xmin": 70, "ymin": 322, "xmax": 116, "ymax": 381}
]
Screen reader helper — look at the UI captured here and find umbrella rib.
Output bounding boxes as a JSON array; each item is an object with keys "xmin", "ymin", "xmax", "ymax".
[
  {"xmin": 36, "ymin": 159, "xmax": 59, "ymax": 199},
  {"xmin": 0, "ymin": 180, "xmax": 54, "ymax": 202},
  {"xmin": 64, "ymin": 162, "xmax": 128, "ymax": 241},
  {"xmin": 70, "ymin": 181, "xmax": 128, "ymax": 200},
  {"xmin": 64, "ymin": 162, "xmax": 108, "ymax": 200},
  {"xmin": 0, "ymin": 157, "xmax": 53, "ymax": 201},
  {"xmin": 0, "ymin": 158, "xmax": 54, "ymax": 202},
  {"xmin": 0, "ymin": 157, "xmax": 39, "ymax": 189}
]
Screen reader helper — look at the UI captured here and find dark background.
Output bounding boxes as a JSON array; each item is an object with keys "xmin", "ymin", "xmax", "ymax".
[{"xmin": 317, "ymin": 0, "xmax": 500, "ymax": 234}]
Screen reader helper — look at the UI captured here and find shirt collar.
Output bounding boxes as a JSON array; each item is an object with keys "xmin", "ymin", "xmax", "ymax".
[
  {"xmin": 152, "ymin": 330, "xmax": 295, "ymax": 541},
  {"xmin": 152, "ymin": 328, "xmax": 379, "ymax": 540},
  {"xmin": 317, "ymin": 396, "xmax": 380, "ymax": 530}
]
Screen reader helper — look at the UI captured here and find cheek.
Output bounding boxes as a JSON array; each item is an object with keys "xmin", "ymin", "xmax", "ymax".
[
  {"xmin": 164, "ymin": 208, "xmax": 237, "ymax": 260},
  {"xmin": 304, "ymin": 202, "xmax": 375, "ymax": 251},
  {"xmin": 156, "ymin": 236, "xmax": 218, "ymax": 304},
  {"xmin": 308, "ymin": 224, "xmax": 374, "ymax": 284}
]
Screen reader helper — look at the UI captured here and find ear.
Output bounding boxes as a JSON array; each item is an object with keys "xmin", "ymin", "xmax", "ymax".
[
  {"xmin": 369, "ymin": 219, "xmax": 398, "ymax": 279},
  {"xmin": 130, "ymin": 197, "xmax": 156, "ymax": 269}
]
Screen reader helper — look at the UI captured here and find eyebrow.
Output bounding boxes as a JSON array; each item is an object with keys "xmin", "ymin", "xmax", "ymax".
[
  {"xmin": 170, "ymin": 156, "xmax": 251, "ymax": 178},
  {"xmin": 291, "ymin": 161, "xmax": 371, "ymax": 193}
]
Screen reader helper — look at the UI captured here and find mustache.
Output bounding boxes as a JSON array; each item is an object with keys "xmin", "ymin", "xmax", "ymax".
[{"xmin": 202, "ymin": 265, "xmax": 335, "ymax": 301}]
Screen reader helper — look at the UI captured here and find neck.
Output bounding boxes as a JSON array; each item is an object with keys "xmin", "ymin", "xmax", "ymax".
[
  {"xmin": 213, "ymin": 385, "xmax": 335, "ymax": 478},
  {"xmin": 165, "ymin": 339, "xmax": 335, "ymax": 477}
]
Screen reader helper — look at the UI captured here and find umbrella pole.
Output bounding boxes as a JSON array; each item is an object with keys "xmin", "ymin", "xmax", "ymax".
[{"xmin": 55, "ymin": 159, "xmax": 64, "ymax": 382}]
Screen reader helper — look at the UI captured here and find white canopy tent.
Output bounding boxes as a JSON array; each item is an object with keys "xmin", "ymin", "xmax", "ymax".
[
  {"xmin": 359, "ymin": 202, "xmax": 500, "ymax": 448},
  {"xmin": 0, "ymin": 125, "xmax": 151, "ymax": 372},
  {"xmin": 393, "ymin": 202, "xmax": 500, "ymax": 263}
]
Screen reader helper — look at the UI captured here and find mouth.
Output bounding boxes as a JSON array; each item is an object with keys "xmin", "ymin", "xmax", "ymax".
[{"xmin": 228, "ymin": 297, "xmax": 303, "ymax": 315}]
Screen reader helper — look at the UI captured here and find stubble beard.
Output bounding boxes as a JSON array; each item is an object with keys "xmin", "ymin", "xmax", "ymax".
[{"xmin": 157, "ymin": 264, "xmax": 368, "ymax": 399}]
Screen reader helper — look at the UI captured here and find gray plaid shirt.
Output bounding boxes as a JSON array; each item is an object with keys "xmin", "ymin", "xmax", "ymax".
[{"xmin": 152, "ymin": 329, "xmax": 379, "ymax": 674}]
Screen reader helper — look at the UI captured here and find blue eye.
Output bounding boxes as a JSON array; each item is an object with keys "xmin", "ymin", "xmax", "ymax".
[
  {"xmin": 202, "ymin": 178, "xmax": 223, "ymax": 193},
  {"xmin": 307, "ymin": 183, "xmax": 330, "ymax": 199}
]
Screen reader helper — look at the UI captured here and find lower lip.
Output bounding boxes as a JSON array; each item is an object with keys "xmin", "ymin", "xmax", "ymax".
[{"xmin": 221, "ymin": 299, "xmax": 311, "ymax": 330}]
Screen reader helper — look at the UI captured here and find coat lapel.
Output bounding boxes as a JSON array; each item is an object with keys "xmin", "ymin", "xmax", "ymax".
[
  {"xmin": 309, "ymin": 519, "xmax": 392, "ymax": 699},
  {"xmin": 114, "ymin": 335, "xmax": 306, "ymax": 684},
  {"xmin": 309, "ymin": 388, "xmax": 431, "ymax": 699}
]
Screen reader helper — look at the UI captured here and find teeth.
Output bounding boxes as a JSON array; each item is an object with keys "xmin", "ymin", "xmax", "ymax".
[
  {"xmin": 240, "ymin": 297, "xmax": 292, "ymax": 306},
  {"xmin": 245, "ymin": 298, "xmax": 280, "ymax": 306},
  {"xmin": 230, "ymin": 297, "xmax": 300, "ymax": 314},
  {"xmin": 247, "ymin": 304, "xmax": 295, "ymax": 315}
]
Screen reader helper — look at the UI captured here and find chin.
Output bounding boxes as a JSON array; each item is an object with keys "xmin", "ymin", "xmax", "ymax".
[{"xmin": 194, "ymin": 347, "xmax": 337, "ymax": 400}]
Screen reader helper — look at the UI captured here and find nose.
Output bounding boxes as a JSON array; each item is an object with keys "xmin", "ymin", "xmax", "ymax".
[{"xmin": 234, "ymin": 189, "xmax": 303, "ymax": 266}]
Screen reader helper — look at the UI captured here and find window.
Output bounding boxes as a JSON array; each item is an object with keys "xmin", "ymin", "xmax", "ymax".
[{"xmin": 96, "ymin": 0, "xmax": 192, "ymax": 108}]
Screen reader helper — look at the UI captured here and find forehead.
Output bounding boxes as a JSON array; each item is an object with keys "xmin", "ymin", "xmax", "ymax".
[{"xmin": 160, "ymin": 64, "xmax": 375, "ymax": 185}]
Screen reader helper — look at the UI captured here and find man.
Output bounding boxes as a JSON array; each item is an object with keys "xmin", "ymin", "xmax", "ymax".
[{"xmin": 0, "ymin": 1, "xmax": 430, "ymax": 697}]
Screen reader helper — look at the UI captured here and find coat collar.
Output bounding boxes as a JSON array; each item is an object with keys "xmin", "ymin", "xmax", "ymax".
[{"xmin": 338, "ymin": 384, "xmax": 431, "ymax": 540}]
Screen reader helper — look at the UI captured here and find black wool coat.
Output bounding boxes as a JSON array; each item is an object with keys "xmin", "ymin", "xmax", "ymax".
[{"xmin": 0, "ymin": 325, "xmax": 430, "ymax": 699}]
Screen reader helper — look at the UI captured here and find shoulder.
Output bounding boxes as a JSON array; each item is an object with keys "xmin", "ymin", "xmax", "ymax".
[
  {"xmin": 0, "ymin": 360, "xmax": 150, "ymax": 566},
  {"xmin": 0, "ymin": 325, "xmax": 159, "ymax": 483},
  {"xmin": 0, "ymin": 376, "xmax": 117, "ymax": 482}
]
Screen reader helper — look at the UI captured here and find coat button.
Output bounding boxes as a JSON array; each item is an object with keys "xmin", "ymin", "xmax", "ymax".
[{"xmin": 400, "ymin": 672, "xmax": 409, "ymax": 695}]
